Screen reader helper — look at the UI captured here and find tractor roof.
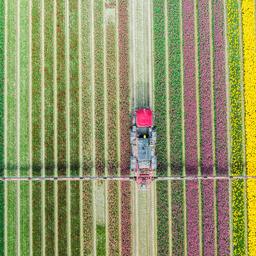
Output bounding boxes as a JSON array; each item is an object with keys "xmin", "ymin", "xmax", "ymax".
[{"xmin": 136, "ymin": 108, "xmax": 153, "ymax": 127}]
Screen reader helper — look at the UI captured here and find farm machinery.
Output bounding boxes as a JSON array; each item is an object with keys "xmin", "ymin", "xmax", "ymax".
[{"xmin": 130, "ymin": 108, "xmax": 157, "ymax": 189}]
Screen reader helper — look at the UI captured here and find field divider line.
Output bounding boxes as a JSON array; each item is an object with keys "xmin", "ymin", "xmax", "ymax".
[
  {"xmin": 90, "ymin": 0, "xmax": 96, "ymax": 254},
  {"xmin": 65, "ymin": 0, "xmax": 71, "ymax": 255},
  {"xmin": 209, "ymin": 0, "xmax": 218, "ymax": 254},
  {"xmin": 28, "ymin": 0, "xmax": 33, "ymax": 254},
  {"xmin": 237, "ymin": 0, "xmax": 248, "ymax": 253},
  {"xmin": 77, "ymin": 0, "xmax": 84, "ymax": 254},
  {"xmin": 115, "ymin": 1, "xmax": 122, "ymax": 254},
  {"xmin": 223, "ymin": 0, "xmax": 232, "ymax": 253},
  {"xmin": 103, "ymin": 2, "xmax": 109, "ymax": 254},
  {"xmin": 1, "ymin": 175, "xmax": 255, "ymax": 181},
  {"xmin": 4, "ymin": 0, "xmax": 8, "ymax": 254},
  {"xmin": 53, "ymin": 0, "xmax": 58, "ymax": 255},
  {"xmin": 40, "ymin": 0, "xmax": 46, "ymax": 255},
  {"xmin": 16, "ymin": 0, "xmax": 21, "ymax": 254}
]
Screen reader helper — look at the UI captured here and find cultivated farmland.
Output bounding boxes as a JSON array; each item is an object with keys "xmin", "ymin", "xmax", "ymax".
[{"xmin": 0, "ymin": 0, "xmax": 256, "ymax": 255}]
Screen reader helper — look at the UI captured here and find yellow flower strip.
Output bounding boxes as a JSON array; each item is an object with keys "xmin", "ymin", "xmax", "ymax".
[{"xmin": 242, "ymin": 0, "xmax": 256, "ymax": 254}]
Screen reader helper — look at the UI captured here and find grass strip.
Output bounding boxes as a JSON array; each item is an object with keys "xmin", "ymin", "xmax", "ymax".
[
  {"xmin": 226, "ymin": 0, "xmax": 244, "ymax": 176},
  {"xmin": 94, "ymin": 0, "xmax": 105, "ymax": 176},
  {"xmin": 20, "ymin": 181, "xmax": 29, "ymax": 255},
  {"xmin": 32, "ymin": 0, "xmax": 41, "ymax": 176},
  {"xmin": 57, "ymin": 0, "xmax": 66, "ymax": 176},
  {"xmin": 242, "ymin": 0, "xmax": 256, "ymax": 252},
  {"xmin": 167, "ymin": 0, "xmax": 183, "ymax": 176},
  {"xmin": 0, "ymin": 0, "xmax": 4, "ymax": 177},
  {"xmin": 216, "ymin": 180, "xmax": 230, "ymax": 255},
  {"xmin": 83, "ymin": 181, "xmax": 93, "ymax": 255},
  {"xmin": 213, "ymin": 0, "xmax": 228, "ymax": 175},
  {"xmin": 183, "ymin": 0, "xmax": 198, "ymax": 175},
  {"xmin": 156, "ymin": 180, "xmax": 169, "ymax": 255},
  {"xmin": 58, "ymin": 181, "xmax": 67, "ymax": 255},
  {"xmin": 106, "ymin": 15, "xmax": 118, "ymax": 176},
  {"xmin": 97, "ymin": 225, "xmax": 106, "ymax": 256},
  {"xmin": 153, "ymin": 0, "xmax": 167, "ymax": 176},
  {"xmin": 232, "ymin": 179, "xmax": 246, "ymax": 255},
  {"xmin": 120, "ymin": 181, "xmax": 131, "ymax": 256},
  {"xmin": 70, "ymin": 181, "xmax": 80, "ymax": 254},
  {"xmin": 45, "ymin": 181, "xmax": 54, "ymax": 255},
  {"xmin": 7, "ymin": 182, "xmax": 17, "ymax": 255},
  {"xmin": 198, "ymin": 0, "xmax": 214, "ymax": 175},
  {"xmin": 201, "ymin": 180, "xmax": 215, "ymax": 255},
  {"xmin": 69, "ymin": 0, "xmax": 79, "ymax": 176},
  {"xmin": 32, "ymin": 181, "xmax": 42, "ymax": 255},
  {"xmin": 118, "ymin": 0, "xmax": 130, "ymax": 176},
  {"xmin": 81, "ymin": 0, "xmax": 93, "ymax": 176},
  {"xmin": 7, "ymin": 0, "xmax": 17, "ymax": 176},
  {"xmin": 186, "ymin": 180, "xmax": 200, "ymax": 256},
  {"xmin": 44, "ymin": 0, "xmax": 54, "ymax": 175},
  {"xmin": 108, "ymin": 180, "xmax": 119, "ymax": 255},
  {"xmin": 171, "ymin": 180, "xmax": 184, "ymax": 256}
]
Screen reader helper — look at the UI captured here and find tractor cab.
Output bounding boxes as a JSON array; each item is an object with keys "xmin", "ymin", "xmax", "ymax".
[{"xmin": 130, "ymin": 108, "xmax": 157, "ymax": 189}]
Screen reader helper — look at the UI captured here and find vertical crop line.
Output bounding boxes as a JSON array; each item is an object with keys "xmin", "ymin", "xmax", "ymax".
[
  {"xmin": 64, "ymin": 0, "xmax": 71, "ymax": 255},
  {"xmin": 53, "ymin": 0, "xmax": 58, "ymax": 255},
  {"xmin": 209, "ymin": 0, "xmax": 218, "ymax": 254},
  {"xmin": 3, "ymin": 0, "xmax": 7, "ymax": 254},
  {"xmin": 16, "ymin": 0, "xmax": 21, "ymax": 254},
  {"xmin": 194, "ymin": 0, "xmax": 203, "ymax": 255},
  {"xmin": 164, "ymin": 0, "xmax": 172, "ymax": 254},
  {"xmin": 77, "ymin": 0, "xmax": 83, "ymax": 254},
  {"xmin": 28, "ymin": 0, "xmax": 33, "ymax": 254},
  {"xmin": 223, "ymin": 0, "xmax": 232, "ymax": 253},
  {"xmin": 179, "ymin": 0, "xmax": 187, "ymax": 254},
  {"xmin": 40, "ymin": 0, "xmax": 46, "ymax": 255},
  {"xmin": 238, "ymin": 0, "xmax": 248, "ymax": 253},
  {"xmin": 90, "ymin": 0, "xmax": 96, "ymax": 254}
]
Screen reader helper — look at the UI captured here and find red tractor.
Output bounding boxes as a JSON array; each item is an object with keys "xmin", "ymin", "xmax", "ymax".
[{"xmin": 130, "ymin": 108, "xmax": 157, "ymax": 189}]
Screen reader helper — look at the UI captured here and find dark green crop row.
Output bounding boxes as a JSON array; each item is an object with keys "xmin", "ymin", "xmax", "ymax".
[
  {"xmin": 153, "ymin": 0, "xmax": 168, "ymax": 177},
  {"xmin": 94, "ymin": 0, "xmax": 105, "ymax": 176},
  {"xmin": 108, "ymin": 181, "xmax": 120, "ymax": 255}
]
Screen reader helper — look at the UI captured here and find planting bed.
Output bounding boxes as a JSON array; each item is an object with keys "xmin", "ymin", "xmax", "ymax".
[{"xmin": 0, "ymin": 0, "xmax": 256, "ymax": 255}]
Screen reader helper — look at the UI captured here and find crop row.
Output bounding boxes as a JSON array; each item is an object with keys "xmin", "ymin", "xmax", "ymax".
[
  {"xmin": 44, "ymin": 0, "xmax": 54, "ymax": 176},
  {"xmin": 108, "ymin": 180, "xmax": 120, "ymax": 255},
  {"xmin": 171, "ymin": 180, "xmax": 185, "ymax": 255},
  {"xmin": 242, "ymin": 0, "xmax": 256, "ymax": 253},
  {"xmin": 153, "ymin": 0, "xmax": 168, "ymax": 177},
  {"xmin": 94, "ymin": 0, "xmax": 105, "ymax": 176},
  {"xmin": 69, "ymin": 0, "xmax": 80, "ymax": 176},
  {"xmin": 118, "ymin": 0, "xmax": 132, "ymax": 254},
  {"xmin": 81, "ymin": 0, "xmax": 93, "ymax": 176},
  {"xmin": 6, "ymin": 0, "xmax": 17, "ymax": 176},
  {"xmin": 167, "ymin": 0, "xmax": 183, "ymax": 176},
  {"xmin": 56, "ymin": 0, "xmax": 66, "ymax": 176},
  {"xmin": 198, "ymin": 0, "xmax": 214, "ymax": 175},
  {"xmin": 213, "ymin": 0, "xmax": 228, "ymax": 175},
  {"xmin": 227, "ymin": 0, "xmax": 244, "ymax": 176},
  {"xmin": 183, "ymin": 0, "xmax": 198, "ymax": 176},
  {"xmin": 106, "ymin": 17, "xmax": 118, "ymax": 176}
]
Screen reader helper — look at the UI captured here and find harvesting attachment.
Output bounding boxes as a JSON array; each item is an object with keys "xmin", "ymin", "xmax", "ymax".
[{"xmin": 130, "ymin": 108, "xmax": 157, "ymax": 189}]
